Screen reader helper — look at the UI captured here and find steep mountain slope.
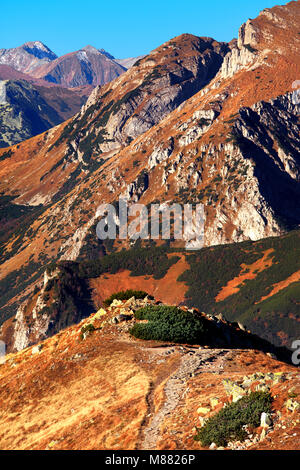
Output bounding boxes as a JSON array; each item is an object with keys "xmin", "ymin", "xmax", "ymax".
[
  {"xmin": 87, "ymin": 230, "xmax": 300, "ymax": 349},
  {"xmin": 0, "ymin": 1, "xmax": 300, "ymax": 354},
  {"xmin": 30, "ymin": 45, "xmax": 127, "ymax": 87},
  {"xmin": 0, "ymin": 296, "xmax": 298, "ymax": 450},
  {"xmin": 0, "ymin": 79, "xmax": 90, "ymax": 147},
  {"xmin": 0, "ymin": 41, "xmax": 57, "ymax": 73},
  {"xmin": 74, "ymin": 35, "xmax": 228, "ymax": 152},
  {"xmin": 0, "ymin": 34, "xmax": 229, "ymax": 204},
  {"xmin": 2, "ymin": 229, "xmax": 300, "ymax": 352}
]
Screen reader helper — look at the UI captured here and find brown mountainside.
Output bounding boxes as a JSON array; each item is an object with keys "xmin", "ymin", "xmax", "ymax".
[
  {"xmin": 0, "ymin": 2, "xmax": 299, "ymax": 355},
  {"xmin": 30, "ymin": 45, "xmax": 127, "ymax": 88},
  {"xmin": 0, "ymin": 297, "xmax": 298, "ymax": 450}
]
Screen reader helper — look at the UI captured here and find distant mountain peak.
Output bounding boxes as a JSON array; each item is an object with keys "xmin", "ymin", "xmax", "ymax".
[
  {"xmin": 82, "ymin": 45, "xmax": 100, "ymax": 54},
  {"xmin": 22, "ymin": 41, "xmax": 57, "ymax": 60},
  {"xmin": 80, "ymin": 46, "xmax": 117, "ymax": 62},
  {"xmin": 23, "ymin": 40, "xmax": 49, "ymax": 49},
  {"xmin": 30, "ymin": 44, "xmax": 126, "ymax": 87},
  {"xmin": 0, "ymin": 41, "xmax": 57, "ymax": 73}
]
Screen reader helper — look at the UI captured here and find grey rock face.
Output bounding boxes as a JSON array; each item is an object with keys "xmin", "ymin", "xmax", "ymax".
[
  {"xmin": 0, "ymin": 79, "xmax": 88, "ymax": 148},
  {"xmin": 68, "ymin": 36, "xmax": 230, "ymax": 158},
  {"xmin": 109, "ymin": 44, "xmax": 228, "ymax": 147},
  {"xmin": 0, "ymin": 79, "xmax": 60, "ymax": 147},
  {"xmin": 220, "ymin": 18, "xmax": 260, "ymax": 79},
  {"xmin": 199, "ymin": 91, "xmax": 300, "ymax": 246},
  {"xmin": 0, "ymin": 81, "xmax": 6, "ymax": 104},
  {"xmin": 122, "ymin": 171, "xmax": 149, "ymax": 202},
  {"xmin": 232, "ymin": 92, "xmax": 300, "ymax": 228}
]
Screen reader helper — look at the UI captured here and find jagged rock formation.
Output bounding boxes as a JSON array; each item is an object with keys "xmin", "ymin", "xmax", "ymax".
[
  {"xmin": 60, "ymin": 35, "xmax": 229, "ymax": 157},
  {"xmin": 230, "ymin": 93, "xmax": 300, "ymax": 227},
  {"xmin": 7, "ymin": 262, "xmax": 93, "ymax": 352}
]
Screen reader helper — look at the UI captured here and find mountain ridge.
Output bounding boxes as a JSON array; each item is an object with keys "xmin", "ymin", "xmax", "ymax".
[
  {"xmin": 2, "ymin": 228, "xmax": 300, "ymax": 353},
  {"xmin": 0, "ymin": 41, "xmax": 57, "ymax": 73},
  {"xmin": 0, "ymin": 41, "xmax": 144, "ymax": 88},
  {"xmin": 0, "ymin": 1, "xmax": 299, "ymax": 358},
  {"xmin": 30, "ymin": 46, "xmax": 127, "ymax": 87},
  {"xmin": 0, "ymin": 294, "xmax": 298, "ymax": 450}
]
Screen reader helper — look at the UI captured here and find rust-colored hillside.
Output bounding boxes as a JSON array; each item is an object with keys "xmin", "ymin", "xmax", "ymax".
[
  {"xmin": 0, "ymin": 6, "xmax": 299, "ymax": 446},
  {"xmin": 0, "ymin": 297, "xmax": 298, "ymax": 450}
]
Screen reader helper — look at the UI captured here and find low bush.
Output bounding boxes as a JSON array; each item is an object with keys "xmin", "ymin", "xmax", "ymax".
[
  {"xmin": 130, "ymin": 305, "xmax": 208, "ymax": 344},
  {"xmin": 80, "ymin": 323, "xmax": 96, "ymax": 340},
  {"xmin": 103, "ymin": 289, "xmax": 152, "ymax": 307},
  {"xmin": 194, "ymin": 391, "xmax": 273, "ymax": 447},
  {"xmin": 81, "ymin": 323, "xmax": 95, "ymax": 333}
]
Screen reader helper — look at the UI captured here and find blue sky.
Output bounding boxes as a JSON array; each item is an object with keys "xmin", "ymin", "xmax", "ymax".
[{"xmin": 2, "ymin": 0, "xmax": 285, "ymax": 59}]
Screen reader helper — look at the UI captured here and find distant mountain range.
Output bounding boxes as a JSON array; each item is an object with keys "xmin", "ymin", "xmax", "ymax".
[
  {"xmin": 29, "ymin": 45, "xmax": 127, "ymax": 88},
  {"xmin": 0, "ymin": 41, "xmax": 143, "ymax": 86},
  {"xmin": 0, "ymin": 41, "xmax": 144, "ymax": 146}
]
